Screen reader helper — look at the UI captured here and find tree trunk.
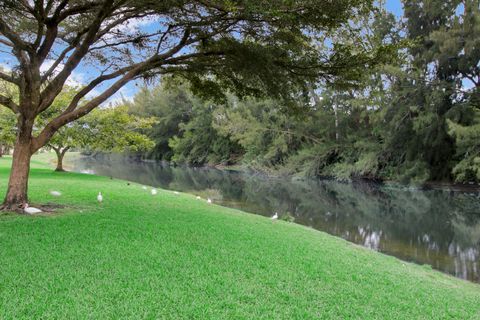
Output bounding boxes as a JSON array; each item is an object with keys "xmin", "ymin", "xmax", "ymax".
[
  {"xmin": 54, "ymin": 147, "xmax": 69, "ymax": 172},
  {"xmin": 334, "ymin": 104, "xmax": 339, "ymax": 141},
  {"xmin": 2, "ymin": 118, "xmax": 34, "ymax": 211},
  {"xmin": 56, "ymin": 152, "xmax": 64, "ymax": 171},
  {"xmin": 3, "ymin": 141, "xmax": 32, "ymax": 211}
]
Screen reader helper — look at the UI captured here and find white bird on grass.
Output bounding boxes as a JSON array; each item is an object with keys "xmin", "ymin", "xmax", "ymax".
[
  {"xmin": 174, "ymin": 191, "xmax": 179, "ymax": 195},
  {"xmin": 207, "ymin": 198, "xmax": 212, "ymax": 204},
  {"xmin": 271, "ymin": 212, "xmax": 278, "ymax": 220},
  {"xmin": 142, "ymin": 186, "xmax": 147, "ymax": 190},
  {"xmin": 151, "ymin": 189, "xmax": 157, "ymax": 195},
  {"xmin": 24, "ymin": 204, "xmax": 42, "ymax": 215},
  {"xmin": 97, "ymin": 192, "xmax": 103, "ymax": 203},
  {"xmin": 196, "ymin": 196, "xmax": 201, "ymax": 200},
  {"xmin": 50, "ymin": 190, "xmax": 61, "ymax": 197}
]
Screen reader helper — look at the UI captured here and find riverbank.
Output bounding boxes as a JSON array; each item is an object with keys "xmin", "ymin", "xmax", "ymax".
[
  {"xmin": 217, "ymin": 162, "xmax": 480, "ymax": 192},
  {"xmin": 0, "ymin": 155, "xmax": 479, "ymax": 318}
]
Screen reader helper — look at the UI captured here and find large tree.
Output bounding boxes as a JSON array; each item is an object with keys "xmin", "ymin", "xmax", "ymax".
[
  {"xmin": 35, "ymin": 86, "xmax": 155, "ymax": 171},
  {"xmin": 46, "ymin": 105, "xmax": 156, "ymax": 171},
  {"xmin": 0, "ymin": 0, "xmax": 384, "ymax": 210}
]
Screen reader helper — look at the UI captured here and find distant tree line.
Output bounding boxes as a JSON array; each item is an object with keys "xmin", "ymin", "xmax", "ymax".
[{"xmin": 127, "ymin": 1, "xmax": 480, "ymax": 184}]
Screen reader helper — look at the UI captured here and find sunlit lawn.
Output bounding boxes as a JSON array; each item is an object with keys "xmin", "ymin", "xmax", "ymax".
[{"xmin": 0, "ymin": 155, "xmax": 479, "ymax": 319}]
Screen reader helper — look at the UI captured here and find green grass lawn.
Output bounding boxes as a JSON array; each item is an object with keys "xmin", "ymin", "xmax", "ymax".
[{"xmin": 0, "ymin": 155, "xmax": 479, "ymax": 319}]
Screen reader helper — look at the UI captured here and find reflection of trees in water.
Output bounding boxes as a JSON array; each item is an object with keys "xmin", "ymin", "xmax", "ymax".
[
  {"xmin": 75, "ymin": 154, "xmax": 247, "ymax": 200},
  {"xmin": 73, "ymin": 155, "xmax": 480, "ymax": 281}
]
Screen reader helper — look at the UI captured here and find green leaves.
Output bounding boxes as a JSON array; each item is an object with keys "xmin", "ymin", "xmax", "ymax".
[
  {"xmin": 169, "ymin": 101, "xmax": 240, "ymax": 166},
  {"xmin": 447, "ymin": 109, "xmax": 480, "ymax": 182},
  {"xmin": 0, "ymin": 108, "xmax": 16, "ymax": 147},
  {"xmin": 40, "ymin": 86, "xmax": 156, "ymax": 155}
]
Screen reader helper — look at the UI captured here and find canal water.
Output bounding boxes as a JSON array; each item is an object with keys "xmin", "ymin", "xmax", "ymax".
[{"xmin": 71, "ymin": 154, "xmax": 480, "ymax": 283}]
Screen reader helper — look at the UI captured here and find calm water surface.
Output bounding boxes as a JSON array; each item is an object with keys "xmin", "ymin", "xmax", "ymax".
[{"xmin": 71, "ymin": 155, "xmax": 480, "ymax": 283}]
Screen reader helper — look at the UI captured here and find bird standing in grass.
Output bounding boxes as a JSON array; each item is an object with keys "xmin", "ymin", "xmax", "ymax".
[
  {"xmin": 142, "ymin": 186, "xmax": 147, "ymax": 190},
  {"xmin": 24, "ymin": 204, "xmax": 42, "ymax": 214},
  {"xmin": 50, "ymin": 190, "xmax": 61, "ymax": 197},
  {"xmin": 271, "ymin": 212, "xmax": 278, "ymax": 220},
  {"xmin": 196, "ymin": 196, "xmax": 201, "ymax": 200},
  {"xmin": 97, "ymin": 192, "xmax": 103, "ymax": 203},
  {"xmin": 151, "ymin": 189, "xmax": 157, "ymax": 195},
  {"xmin": 207, "ymin": 198, "xmax": 212, "ymax": 204}
]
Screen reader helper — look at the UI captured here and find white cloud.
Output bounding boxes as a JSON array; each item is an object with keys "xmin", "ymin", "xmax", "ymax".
[
  {"xmin": 40, "ymin": 59, "xmax": 89, "ymax": 88},
  {"xmin": 40, "ymin": 59, "xmax": 63, "ymax": 75}
]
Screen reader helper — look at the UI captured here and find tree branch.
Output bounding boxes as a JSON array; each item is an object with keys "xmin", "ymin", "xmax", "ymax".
[
  {"xmin": 40, "ymin": 24, "xmax": 95, "ymax": 82},
  {"xmin": 156, "ymin": 27, "xmax": 191, "ymax": 59},
  {"xmin": 33, "ymin": 63, "xmax": 144, "ymax": 152},
  {"xmin": 0, "ymin": 94, "xmax": 19, "ymax": 113},
  {"xmin": 0, "ymin": 38, "xmax": 14, "ymax": 47},
  {"xmin": 38, "ymin": 0, "xmax": 115, "ymax": 113},
  {"xmin": 156, "ymin": 25, "xmax": 172, "ymax": 54},
  {"xmin": 40, "ymin": 64, "xmax": 138, "ymax": 115},
  {"xmin": 37, "ymin": 24, "xmax": 58, "ymax": 64},
  {"xmin": 54, "ymin": 1, "xmax": 104, "ymax": 23},
  {"xmin": 0, "ymin": 71, "xmax": 19, "ymax": 85},
  {"xmin": 61, "ymin": 146, "xmax": 71, "ymax": 156},
  {"xmin": 0, "ymin": 18, "xmax": 32, "ymax": 52}
]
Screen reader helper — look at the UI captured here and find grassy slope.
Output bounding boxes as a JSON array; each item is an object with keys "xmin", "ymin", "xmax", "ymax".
[{"xmin": 0, "ymin": 155, "xmax": 479, "ymax": 319}]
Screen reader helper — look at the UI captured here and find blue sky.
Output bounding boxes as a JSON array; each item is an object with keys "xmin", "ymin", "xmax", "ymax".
[{"xmin": 386, "ymin": 0, "xmax": 403, "ymax": 17}]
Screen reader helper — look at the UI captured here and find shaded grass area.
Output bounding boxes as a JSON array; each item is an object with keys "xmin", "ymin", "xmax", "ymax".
[{"xmin": 0, "ymin": 156, "xmax": 479, "ymax": 319}]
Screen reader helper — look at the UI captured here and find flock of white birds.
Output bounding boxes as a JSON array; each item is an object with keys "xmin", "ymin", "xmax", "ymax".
[{"xmin": 25, "ymin": 185, "xmax": 278, "ymax": 219}]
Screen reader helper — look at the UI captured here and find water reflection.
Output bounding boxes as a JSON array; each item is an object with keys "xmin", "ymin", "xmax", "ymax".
[{"xmin": 71, "ymin": 154, "xmax": 480, "ymax": 283}]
